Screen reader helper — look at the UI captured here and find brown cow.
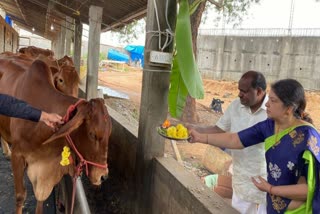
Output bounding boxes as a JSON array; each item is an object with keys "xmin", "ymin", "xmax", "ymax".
[
  {"xmin": 0, "ymin": 59, "xmax": 112, "ymax": 213},
  {"xmin": 18, "ymin": 46, "xmax": 74, "ymax": 68},
  {"xmin": 0, "ymin": 52, "xmax": 80, "ymax": 97},
  {"xmin": 0, "ymin": 53, "xmax": 80, "ymax": 159},
  {"xmin": 34, "ymin": 54, "xmax": 80, "ymax": 97},
  {"xmin": 0, "ymin": 51, "xmax": 78, "ymax": 96},
  {"xmin": 19, "ymin": 46, "xmax": 54, "ymax": 59}
]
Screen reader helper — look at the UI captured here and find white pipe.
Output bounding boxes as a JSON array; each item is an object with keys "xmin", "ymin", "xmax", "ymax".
[{"xmin": 74, "ymin": 177, "xmax": 91, "ymax": 214}]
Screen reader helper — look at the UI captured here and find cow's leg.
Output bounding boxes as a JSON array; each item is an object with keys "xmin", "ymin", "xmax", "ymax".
[
  {"xmin": 11, "ymin": 152, "xmax": 26, "ymax": 214},
  {"xmin": 1, "ymin": 138, "xmax": 11, "ymax": 159},
  {"xmin": 35, "ymin": 201, "xmax": 44, "ymax": 214}
]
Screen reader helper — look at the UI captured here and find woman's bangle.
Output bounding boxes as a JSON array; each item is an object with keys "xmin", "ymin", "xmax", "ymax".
[{"xmin": 269, "ymin": 185, "xmax": 273, "ymax": 194}]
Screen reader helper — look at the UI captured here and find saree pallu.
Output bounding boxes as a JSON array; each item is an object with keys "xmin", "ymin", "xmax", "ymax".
[{"xmin": 265, "ymin": 125, "xmax": 320, "ymax": 214}]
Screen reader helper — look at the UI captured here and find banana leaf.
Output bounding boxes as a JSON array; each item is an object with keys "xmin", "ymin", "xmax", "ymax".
[
  {"xmin": 189, "ymin": 0, "xmax": 205, "ymax": 15},
  {"xmin": 168, "ymin": 0, "xmax": 204, "ymax": 118},
  {"xmin": 168, "ymin": 55, "xmax": 189, "ymax": 118}
]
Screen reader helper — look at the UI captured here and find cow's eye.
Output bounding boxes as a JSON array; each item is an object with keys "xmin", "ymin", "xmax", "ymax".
[
  {"xmin": 59, "ymin": 78, "xmax": 63, "ymax": 83},
  {"xmin": 89, "ymin": 132, "xmax": 96, "ymax": 141}
]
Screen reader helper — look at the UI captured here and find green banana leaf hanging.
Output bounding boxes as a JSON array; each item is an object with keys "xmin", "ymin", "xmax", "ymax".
[{"xmin": 169, "ymin": 0, "xmax": 204, "ymax": 118}]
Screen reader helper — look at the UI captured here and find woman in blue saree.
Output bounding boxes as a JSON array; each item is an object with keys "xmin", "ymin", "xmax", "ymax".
[{"xmin": 188, "ymin": 79, "xmax": 320, "ymax": 214}]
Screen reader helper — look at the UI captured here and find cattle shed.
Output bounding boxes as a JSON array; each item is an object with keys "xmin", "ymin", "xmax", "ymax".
[
  {"xmin": 0, "ymin": 15, "xmax": 19, "ymax": 52},
  {"xmin": 0, "ymin": 0, "xmax": 237, "ymax": 213}
]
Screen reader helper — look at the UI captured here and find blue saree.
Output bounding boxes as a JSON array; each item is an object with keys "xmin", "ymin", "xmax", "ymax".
[{"xmin": 238, "ymin": 118, "xmax": 320, "ymax": 214}]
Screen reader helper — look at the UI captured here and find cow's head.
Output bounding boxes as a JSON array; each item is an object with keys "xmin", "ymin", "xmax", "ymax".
[
  {"xmin": 43, "ymin": 98, "xmax": 112, "ymax": 185},
  {"xmin": 53, "ymin": 65, "xmax": 80, "ymax": 97},
  {"xmin": 58, "ymin": 55, "xmax": 74, "ymax": 67}
]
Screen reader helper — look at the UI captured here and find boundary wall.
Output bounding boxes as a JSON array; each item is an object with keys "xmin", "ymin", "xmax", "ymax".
[{"xmin": 197, "ymin": 35, "xmax": 320, "ymax": 90}]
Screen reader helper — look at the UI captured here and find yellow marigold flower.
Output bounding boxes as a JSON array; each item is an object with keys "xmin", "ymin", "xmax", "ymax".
[
  {"xmin": 60, "ymin": 158, "xmax": 70, "ymax": 166},
  {"xmin": 176, "ymin": 124, "xmax": 184, "ymax": 131},
  {"xmin": 60, "ymin": 146, "xmax": 71, "ymax": 166},
  {"xmin": 177, "ymin": 127, "xmax": 188, "ymax": 138},
  {"xmin": 167, "ymin": 126, "xmax": 177, "ymax": 138},
  {"xmin": 62, "ymin": 150, "xmax": 70, "ymax": 158},
  {"xmin": 63, "ymin": 146, "xmax": 70, "ymax": 152}
]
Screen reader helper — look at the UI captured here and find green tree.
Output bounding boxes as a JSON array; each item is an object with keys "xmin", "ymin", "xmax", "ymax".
[
  {"xmin": 99, "ymin": 52, "xmax": 107, "ymax": 61},
  {"xmin": 111, "ymin": 18, "xmax": 146, "ymax": 45}
]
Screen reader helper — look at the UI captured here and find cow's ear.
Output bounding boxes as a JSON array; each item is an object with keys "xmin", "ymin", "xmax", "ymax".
[{"xmin": 42, "ymin": 108, "xmax": 86, "ymax": 145}]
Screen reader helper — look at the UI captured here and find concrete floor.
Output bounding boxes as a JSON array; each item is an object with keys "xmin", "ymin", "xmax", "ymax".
[{"xmin": 0, "ymin": 146, "xmax": 55, "ymax": 213}]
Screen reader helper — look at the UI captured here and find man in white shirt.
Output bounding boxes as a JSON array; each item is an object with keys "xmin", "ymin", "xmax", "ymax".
[{"xmin": 192, "ymin": 71, "xmax": 268, "ymax": 214}]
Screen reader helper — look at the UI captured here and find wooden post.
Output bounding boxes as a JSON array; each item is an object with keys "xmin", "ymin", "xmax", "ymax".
[
  {"xmin": 135, "ymin": 0, "xmax": 177, "ymax": 213},
  {"xmin": 74, "ymin": 18, "xmax": 82, "ymax": 98},
  {"xmin": 86, "ymin": 5, "xmax": 103, "ymax": 100},
  {"xmin": 170, "ymin": 140, "xmax": 183, "ymax": 164},
  {"xmin": 73, "ymin": 18, "xmax": 82, "ymax": 77}
]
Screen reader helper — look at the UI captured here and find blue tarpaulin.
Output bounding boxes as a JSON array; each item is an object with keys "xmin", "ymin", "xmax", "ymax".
[
  {"xmin": 5, "ymin": 15, "xmax": 12, "ymax": 27},
  {"xmin": 124, "ymin": 45, "xmax": 144, "ymax": 67},
  {"xmin": 107, "ymin": 49, "xmax": 129, "ymax": 63}
]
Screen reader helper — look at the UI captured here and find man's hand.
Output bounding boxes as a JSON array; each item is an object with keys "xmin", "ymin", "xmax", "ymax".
[{"xmin": 40, "ymin": 112, "xmax": 64, "ymax": 130}]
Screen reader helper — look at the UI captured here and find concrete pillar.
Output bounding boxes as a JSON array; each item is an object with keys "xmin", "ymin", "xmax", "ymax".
[
  {"xmin": 85, "ymin": 5, "xmax": 103, "ymax": 100},
  {"xmin": 56, "ymin": 22, "xmax": 66, "ymax": 58},
  {"xmin": 65, "ymin": 16, "xmax": 73, "ymax": 56},
  {"xmin": 51, "ymin": 39, "xmax": 57, "ymax": 54},
  {"xmin": 73, "ymin": 18, "xmax": 82, "ymax": 76}
]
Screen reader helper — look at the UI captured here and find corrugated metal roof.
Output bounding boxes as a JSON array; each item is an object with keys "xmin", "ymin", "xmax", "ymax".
[{"xmin": 0, "ymin": 0, "xmax": 147, "ymax": 40}]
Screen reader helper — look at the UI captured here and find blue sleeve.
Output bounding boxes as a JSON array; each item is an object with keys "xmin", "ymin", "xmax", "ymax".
[
  {"xmin": 306, "ymin": 126, "xmax": 320, "ymax": 163},
  {"xmin": 238, "ymin": 119, "xmax": 270, "ymax": 147},
  {"xmin": 0, "ymin": 94, "xmax": 41, "ymax": 122}
]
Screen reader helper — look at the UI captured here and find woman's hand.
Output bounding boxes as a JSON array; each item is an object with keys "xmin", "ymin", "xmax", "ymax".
[
  {"xmin": 251, "ymin": 176, "xmax": 273, "ymax": 193},
  {"xmin": 188, "ymin": 128, "xmax": 206, "ymax": 144}
]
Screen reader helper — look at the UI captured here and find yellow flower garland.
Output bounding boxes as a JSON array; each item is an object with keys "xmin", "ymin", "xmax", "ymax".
[{"xmin": 60, "ymin": 146, "xmax": 71, "ymax": 166}]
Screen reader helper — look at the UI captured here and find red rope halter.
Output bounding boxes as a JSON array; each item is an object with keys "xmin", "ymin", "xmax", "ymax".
[{"xmin": 62, "ymin": 99, "xmax": 108, "ymax": 214}]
